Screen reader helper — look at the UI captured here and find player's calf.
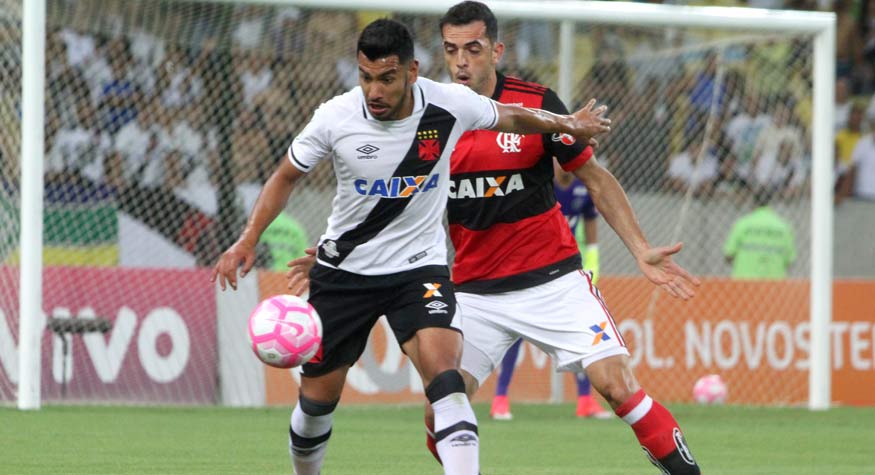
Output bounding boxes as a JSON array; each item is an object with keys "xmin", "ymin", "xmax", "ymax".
[
  {"xmin": 615, "ymin": 390, "xmax": 701, "ymax": 475},
  {"xmin": 427, "ymin": 369, "xmax": 479, "ymax": 475},
  {"xmin": 289, "ymin": 395, "xmax": 338, "ymax": 475}
]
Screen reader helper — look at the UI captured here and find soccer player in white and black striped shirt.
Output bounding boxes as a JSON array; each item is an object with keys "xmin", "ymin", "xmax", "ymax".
[{"xmin": 212, "ymin": 19, "xmax": 610, "ymax": 475}]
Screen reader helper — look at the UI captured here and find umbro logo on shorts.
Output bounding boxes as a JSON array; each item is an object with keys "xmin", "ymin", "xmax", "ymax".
[
  {"xmin": 425, "ymin": 301, "xmax": 449, "ymax": 314},
  {"xmin": 422, "ymin": 283, "xmax": 443, "ymax": 298}
]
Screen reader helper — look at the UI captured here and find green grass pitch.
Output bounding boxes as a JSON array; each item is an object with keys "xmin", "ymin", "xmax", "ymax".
[{"xmin": 2, "ymin": 403, "xmax": 873, "ymax": 474}]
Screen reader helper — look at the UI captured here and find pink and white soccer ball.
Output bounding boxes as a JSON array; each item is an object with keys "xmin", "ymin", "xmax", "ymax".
[
  {"xmin": 248, "ymin": 295, "xmax": 322, "ymax": 368},
  {"xmin": 693, "ymin": 374, "xmax": 728, "ymax": 405}
]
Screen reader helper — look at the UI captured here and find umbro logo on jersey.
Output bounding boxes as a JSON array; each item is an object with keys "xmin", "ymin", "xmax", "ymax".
[
  {"xmin": 354, "ymin": 174, "xmax": 440, "ymax": 198},
  {"xmin": 551, "ymin": 133, "xmax": 577, "ymax": 145},
  {"xmin": 448, "ymin": 173, "xmax": 524, "ymax": 199},
  {"xmin": 321, "ymin": 240, "xmax": 339, "ymax": 258},
  {"xmin": 356, "ymin": 144, "xmax": 380, "ymax": 160},
  {"xmin": 423, "ymin": 283, "xmax": 443, "ymax": 298},
  {"xmin": 496, "ymin": 132, "xmax": 522, "ymax": 153}
]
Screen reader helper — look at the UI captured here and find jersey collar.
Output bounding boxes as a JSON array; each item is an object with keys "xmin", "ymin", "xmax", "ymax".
[
  {"xmin": 491, "ymin": 72, "xmax": 506, "ymax": 101},
  {"xmin": 361, "ymin": 81, "xmax": 425, "ymax": 122}
]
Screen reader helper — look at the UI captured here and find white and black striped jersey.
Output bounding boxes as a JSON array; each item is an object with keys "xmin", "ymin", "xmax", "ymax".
[{"xmin": 288, "ymin": 77, "xmax": 499, "ymax": 275}]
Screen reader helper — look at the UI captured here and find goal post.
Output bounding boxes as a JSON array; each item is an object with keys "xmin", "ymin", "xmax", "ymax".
[
  {"xmin": 18, "ymin": 0, "xmax": 46, "ymax": 411},
  {"xmin": 7, "ymin": 0, "xmax": 837, "ymax": 409}
]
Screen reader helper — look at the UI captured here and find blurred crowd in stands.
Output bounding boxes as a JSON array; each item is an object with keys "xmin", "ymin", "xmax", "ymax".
[{"xmin": 0, "ymin": 0, "xmax": 874, "ymax": 266}]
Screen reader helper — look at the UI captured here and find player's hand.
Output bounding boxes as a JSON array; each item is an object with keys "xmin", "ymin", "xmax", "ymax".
[
  {"xmin": 210, "ymin": 240, "xmax": 256, "ymax": 291},
  {"xmin": 636, "ymin": 242, "xmax": 701, "ymax": 300},
  {"xmin": 568, "ymin": 99, "xmax": 611, "ymax": 143},
  {"xmin": 286, "ymin": 247, "xmax": 317, "ymax": 296}
]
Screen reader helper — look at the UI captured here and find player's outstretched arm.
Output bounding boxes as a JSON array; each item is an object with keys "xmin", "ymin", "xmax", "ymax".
[
  {"xmin": 574, "ymin": 157, "xmax": 700, "ymax": 300},
  {"xmin": 211, "ymin": 158, "xmax": 306, "ymax": 291},
  {"xmin": 492, "ymin": 98, "xmax": 610, "ymax": 144}
]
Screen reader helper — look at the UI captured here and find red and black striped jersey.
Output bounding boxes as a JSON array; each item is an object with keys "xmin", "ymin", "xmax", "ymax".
[{"xmin": 448, "ymin": 73, "xmax": 593, "ymax": 294}]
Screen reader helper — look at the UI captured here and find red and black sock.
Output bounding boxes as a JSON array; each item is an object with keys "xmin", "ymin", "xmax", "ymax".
[{"xmin": 615, "ymin": 390, "xmax": 701, "ymax": 474}]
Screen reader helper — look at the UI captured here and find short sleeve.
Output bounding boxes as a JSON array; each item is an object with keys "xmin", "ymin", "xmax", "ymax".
[
  {"xmin": 445, "ymin": 83, "xmax": 499, "ymax": 132},
  {"xmin": 288, "ymin": 103, "xmax": 333, "ymax": 173},
  {"xmin": 541, "ymin": 89, "xmax": 592, "ymax": 171}
]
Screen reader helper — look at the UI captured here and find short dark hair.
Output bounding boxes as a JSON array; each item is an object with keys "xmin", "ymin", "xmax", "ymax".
[
  {"xmin": 357, "ymin": 18, "xmax": 415, "ymax": 64},
  {"xmin": 440, "ymin": 1, "xmax": 498, "ymax": 43}
]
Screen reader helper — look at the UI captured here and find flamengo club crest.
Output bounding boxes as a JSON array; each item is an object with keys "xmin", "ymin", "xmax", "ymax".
[
  {"xmin": 417, "ymin": 129, "xmax": 441, "ymax": 161},
  {"xmin": 496, "ymin": 132, "xmax": 522, "ymax": 153}
]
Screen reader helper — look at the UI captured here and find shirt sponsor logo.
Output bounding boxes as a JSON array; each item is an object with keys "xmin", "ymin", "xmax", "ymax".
[
  {"xmin": 496, "ymin": 132, "xmax": 522, "ymax": 153},
  {"xmin": 448, "ymin": 173, "xmax": 524, "ymax": 199},
  {"xmin": 422, "ymin": 283, "xmax": 443, "ymax": 298},
  {"xmin": 354, "ymin": 174, "xmax": 440, "ymax": 198},
  {"xmin": 590, "ymin": 321, "xmax": 612, "ymax": 346},
  {"xmin": 355, "ymin": 144, "xmax": 380, "ymax": 160}
]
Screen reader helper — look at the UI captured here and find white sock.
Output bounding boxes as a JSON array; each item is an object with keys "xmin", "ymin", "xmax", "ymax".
[
  {"xmin": 432, "ymin": 392, "xmax": 479, "ymax": 475},
  {"xmin": 289, "ymin": 401, "xmax": 334, "ymax": 475}
]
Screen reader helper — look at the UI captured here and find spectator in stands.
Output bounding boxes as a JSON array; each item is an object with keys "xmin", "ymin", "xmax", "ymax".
[
  {"xmin": 231, "ymin": 108, "xmax": 271, "ymax": 200},
  {"xmin": 231, "ymin": 5, "xmax": 268, "ymax": 51},
  {"xmin": 723, "ymin": 188, "xmax": 796, "ymax": 280},
  {"xmin": 46, "ymin": 100, "xmax": 111, "ymax": 186},
  {"xmin": 235, "ymin": 52, "xmax": 273, "ymax": 108},
  {"xmin": 836, "ymin": 101, "xmax": 864, "ymax": 169},
  {"xmin": 749, "ymin": 98, "xmax": 805, "ymax": 195},
  {"xmin": 272, "ymin": 6, "xmax": 306, "ymax": 58},
  {"xmin": 835, "ymin": 0, "xmax": 862, "ymax": 83},
  {"xmin": 835, "ymin": 77, "xmax": 853, "ymax": 131},
  {"xmin": 159, "ymin": 46, "xmax": 204, "ymax": 110},
  {"xmin": 113, "ymin": 99, "xmax": 170, "ymax": 188},
  {"xmin": 846, "ymin": 113, "xmax": 875, "ymax": 201},
  {"xmin": 96, "ymin": 38, "xmax": 140, "ymax": 135},
  {"xmin": 666, "ymin": 138, "xmax": 720, "ymax": 197},
  {"xmin": 687, "ymin": 51, "xmax": 726, "ymax": 135},
  {"xmin": 724, "ymin": 94, "xmax": 771, "ymax": 186},
  {"xmin": 607, "ymin": 77, "xmax": 669, "ymax": 191}
]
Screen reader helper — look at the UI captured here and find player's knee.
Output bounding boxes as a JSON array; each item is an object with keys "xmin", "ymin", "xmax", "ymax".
[
  {"xmin": 460, "ymin": 370, "xmax": 480, "ymax": 398},
  {"xmin": 298, "ymin": 394, "xmax": 339, "ymax": 417},
  {"xmin": 425, "ymin": 369, "xmax": 466, "ymax": 403},
  {"xmin": 599, "ymin": 381, "xmax": 637, "ymax": 407}
]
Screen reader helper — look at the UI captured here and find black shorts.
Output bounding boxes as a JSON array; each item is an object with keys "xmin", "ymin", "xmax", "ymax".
[{"xmin": 302, "ymin": 264, "xmax": 460, "ymax": 377}]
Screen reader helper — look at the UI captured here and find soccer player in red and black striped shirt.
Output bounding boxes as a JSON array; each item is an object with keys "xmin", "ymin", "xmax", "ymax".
[{"xmin": 426, "ymin": 3, "xmax": 703, "ymax": 474}]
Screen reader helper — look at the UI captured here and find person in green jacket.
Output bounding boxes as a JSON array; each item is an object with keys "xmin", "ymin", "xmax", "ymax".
[
  {"xmin": 723, "ymin": 189, "xmax": 796, "ymax": 279},
  {"xmin": 261, "ymin": 212, "xmax": 309, "ymax": 272}
]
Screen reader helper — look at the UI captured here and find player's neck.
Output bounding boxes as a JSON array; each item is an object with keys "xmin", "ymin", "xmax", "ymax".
[
  {"xmin": 481, "ymin": 72, "xmax": 498, "ymax": 98},
  {"xmin": 400, "ymin": 87, "xmax": 415, "ymax": 119}
]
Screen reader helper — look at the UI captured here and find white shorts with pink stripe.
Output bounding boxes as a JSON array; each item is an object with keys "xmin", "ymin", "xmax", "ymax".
[{"xmin": 458, "ymin": 270, "xmax": 630, "ymax": 385}]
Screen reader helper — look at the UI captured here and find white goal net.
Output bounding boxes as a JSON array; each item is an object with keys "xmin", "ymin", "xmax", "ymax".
[{"xmin": 1, "ymin": 0, "xmax": 837, "ymax": 407}]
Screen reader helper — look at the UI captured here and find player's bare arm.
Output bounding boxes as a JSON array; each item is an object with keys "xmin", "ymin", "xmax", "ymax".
[
  {"xmin": 573, "ymin": 157, "xmax": 700, "ymax": 300},
  {"xmin": 493, "ymin": 98, "xmax": 610, "ymax": 143},
  {"xmin": 211, "ymin": 158, "xmax": 306, "ymax": 291}
]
